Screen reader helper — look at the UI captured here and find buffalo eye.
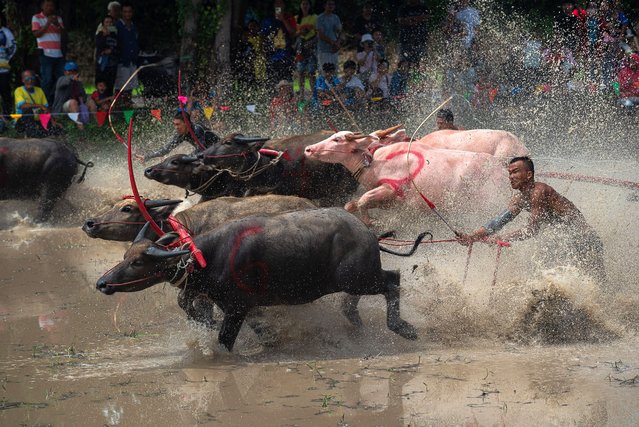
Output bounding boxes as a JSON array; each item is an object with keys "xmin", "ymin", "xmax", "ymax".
[
  {"xmin": 170, "ymin": 159, "xmax": 179, "ymax": 166},
  {"xmin": 120, "ymin": 205, "xmax": 132, "ymax": 213},
  {"xmin": 131, "ymin": 259, "xmax": 145, "ymax": 268}
]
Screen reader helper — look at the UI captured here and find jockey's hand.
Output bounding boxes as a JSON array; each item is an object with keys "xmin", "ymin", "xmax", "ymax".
[{"xmin": 456, "ymin": 232, "xmax": 475, "ymax": 246}]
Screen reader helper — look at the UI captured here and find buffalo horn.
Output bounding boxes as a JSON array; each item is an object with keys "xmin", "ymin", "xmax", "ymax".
[
  {"xmin": 154, "ymin": 232, "xmax": 180, "ymax": 247},
  {"xmin": 179, "ymin": 155, "xmax": 199, "ymax": 164},
  {"xmin": 134, "ymin": 222, "xmax": 151, "ymax": 243},
  {"xmin": 144, "ymin": 199, "xmax": 183, "ymax": 209},
  {"xmin": 233, "ymin": 135, "xmax": 270, "ymax": 144},
  {"xmin": 344, "ymin": 132, "xmax": 367, "ymax": 141},
  {"xmin": 145, "ymin": 246, "xmax": 191, "ymax": 259},
  {"xmin": 372, "ymin": 124, "xmax": 403, "ymax": 138}
]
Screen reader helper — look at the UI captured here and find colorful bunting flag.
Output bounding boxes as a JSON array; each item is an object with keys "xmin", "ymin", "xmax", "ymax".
[
  {"xmin": 10, "ymin": 113, "xmax": 21, "ymax": 120},
  {"xmin": 178, "ymin": 95, "xmax": 188, "ymax": 105},
  {"xmin": 39, "ymin": 113, "xmax": 51, "ymax": 130},
  {"xmin": 203, "ymin": 106, "xmax": 214, "ymax": 120},
  {"xmin": 220, "ymin": 105, "xmax": 231, "ymax": 112},
  {"xmin": 96, "ymin": 111, "xmax": 107, "ymax": 127},
  {"xmin": 150, "ymin": 109, "xmax": 161, "ymax": 121},
  {"xmin": 67, "ymin": 112, "xmax": 79, "ymax": 123},
  {"xmin": 246, "ymin": 104, "xmax": 256, "ymax": 114},
  {"xmin": 123, "ymin": 110, "xmax": 135, "ymax": 122}
]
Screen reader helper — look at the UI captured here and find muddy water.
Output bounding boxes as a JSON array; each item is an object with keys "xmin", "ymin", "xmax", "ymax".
[{"xmin": 2, "ymin": 144, "xmax": 639, "ymax": 425}]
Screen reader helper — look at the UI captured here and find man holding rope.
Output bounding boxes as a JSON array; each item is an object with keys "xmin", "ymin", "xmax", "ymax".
[
  {"xmin": 137, "ymin": 112, "xmax": 219, "ymax": 162},
  {"xmin": 457, "ymin": 156, "xmax": 606, "ymax": 284}
]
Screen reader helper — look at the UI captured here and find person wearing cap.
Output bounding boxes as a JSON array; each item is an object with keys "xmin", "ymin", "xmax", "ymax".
[
  {"xmin": 31, "ymin": 0, "xmax": 66, "ymax": 103},
  {"xmin": 356, "ymin": 33, "xmax": 378, "ymax": 83},
  {"xmin": 52, "ymin": 61, "xmax": 95, "ymax": 129},
  {"xmin": 96, "ymin": 2, "xmax": 121, "ymax": 35}
]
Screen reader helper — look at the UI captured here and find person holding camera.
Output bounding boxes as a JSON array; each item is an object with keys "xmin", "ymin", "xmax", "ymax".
[{"xmin": 31, "ymin": 0, "xmax": 65, "ymax": 104}]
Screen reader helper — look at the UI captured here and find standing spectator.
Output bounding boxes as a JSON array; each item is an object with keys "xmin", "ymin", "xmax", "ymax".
[
  {"xmin": 238, "ymin": 19, "xmax": 266, "ymax": 88},
  {"xmin": 95, "ymin": 15, "xmax": 118, "ymax": 95},
  {"xmin": 294, "ymin": 0, "xmax": 317, "ymax": 101},
  {"xmin": 397, "ymin": 0, "xmax": 430, "ymax": 64},
  {"xmin": 52, "ymin": 61, "xmax": 95, "ymax": 129},
  {"xmin": 270, "ymin": 80, "xmax": 298, "ymax": 133},
  {"xmin": 31, "ymin": 0, "xmax": 65, "ymax": 103},
  {"xmin": 114, "ymin": 2, "xmax": 139, "ymax": 105},
  {"xmin": 0, "ymin": 15, "xmax": 16, "ymax": 120},
  {"xmin": 316, "ymin": 0, "xmax": 342, "ymax": 70},
  {"xmin": 356, "ymin": 34, "xmax": 378, "ymax": 84},
  {"xmin": 554, "ymin": 2, "xmax": 583, "ymax": 55},
  {"xmin": 14, "ymin": 69, "xmax": 63, "ymax": 137},
  {"xmin": 96, "ymin": 1, "xmax": 121, "ymax": 35},
  {"xmin": 367, "ymin": 59, "xmax": 391, "ymax": 100},
  {"xmin": 372, "ymin": 29, "xmax": 386, "ymax": 60},
  {"xmin": 338, "ymin": 60, "xmax": 365, "ymax": 110},
  {"xmin": 350, "ymin": 3, "xmax": 380, "ymax": 50},
  {"xmin": 617, "ymin": 52, "xmax": 639, "ymax": 110},
  {"xmin": 261, "ymin": 0, "xmax": 297, "ymax": 90}
]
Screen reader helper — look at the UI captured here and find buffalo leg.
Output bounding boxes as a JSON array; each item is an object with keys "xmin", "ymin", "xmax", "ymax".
[
  {"xmin": 177, "ymin": 288, "xmax": 217, "ymax": 328},
  {"xmin": 383, "ymin": 270, "xmax": 418, "ymax": 340},
  {"xmin": 244, "ymin": 307, "xmax": 278, "ymax": 346},
  {"xmin": 218, "ymin": 306, "xmax": 249, "ymax": 351},
  {"xmin": 341, "ymin": 294, "xmax": 363, "ymax": 327}
]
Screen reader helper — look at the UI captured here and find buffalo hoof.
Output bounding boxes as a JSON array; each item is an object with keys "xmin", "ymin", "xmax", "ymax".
[
  {"xmin": 389, "ymin": 320, "xmax": 418, "ymax": 340},
  {"xmin": 341, "ymin": 296, "xmax": 363, "ymax": 327}
]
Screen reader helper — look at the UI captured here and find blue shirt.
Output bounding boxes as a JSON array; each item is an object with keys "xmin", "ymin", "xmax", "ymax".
[{"xmin": 116, "ymin": 19, "xmax": 138, "ymax": 66}]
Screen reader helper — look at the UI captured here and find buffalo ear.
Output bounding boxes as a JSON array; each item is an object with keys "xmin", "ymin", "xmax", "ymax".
[
  {"xmin": 155, "ymin": 232, "xmax": 180, "ymax": 247},
  {"xmin": 233, "ymin": 135, "xmax": 269, "ymax": 151},
  {"xmin": 179, "ymin": 155, "xmax": 200, "ymax": 164},
  {"xmin": 144, "ymin": 199, "xmax": 182, "ymax": 209}
]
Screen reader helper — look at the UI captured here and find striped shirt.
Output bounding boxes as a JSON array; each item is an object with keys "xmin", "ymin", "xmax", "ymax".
[{"xmin": 31, "ymin": 12, "xmax": 64, "ymax": 58}]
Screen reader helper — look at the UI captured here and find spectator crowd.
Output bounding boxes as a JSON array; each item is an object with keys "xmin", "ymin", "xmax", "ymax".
[{"xmin": 0, "ymin": 0, "xmax": 638, "ymax": 139}]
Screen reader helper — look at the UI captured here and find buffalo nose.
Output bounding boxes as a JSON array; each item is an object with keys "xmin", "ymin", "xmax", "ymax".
[
  {"xmin": 96, "ymin": 278, "xmax": 106, "ymax": 289},
  {"xmin": 304, "ymin": 147, "xmax": 313, "ymax": 154},
  {"xmin": 84, "ymin": 219, "xmax": 96, "ymax": 230},
  {"xmin": 144, "ymin": 167, "xmax": 153, "ymax": 177}
]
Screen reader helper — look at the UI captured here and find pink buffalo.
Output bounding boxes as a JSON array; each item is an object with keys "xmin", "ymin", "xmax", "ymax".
[{"xmin": 304, "ymin": 130, "xmax": 511, "ymax": 226}]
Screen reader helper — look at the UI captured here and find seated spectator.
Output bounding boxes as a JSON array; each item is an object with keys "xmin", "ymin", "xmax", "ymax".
[
  {"xmin": 14, "ymin": 69, "xmax": 63, "ymax": 137},
  {"xmin": 356, "ymin": 33, "xmax": 378, "ymax": 83},
  {"xmin": 314, "ymin": 62, "xmax": 341, "ymax": 108},
  {"xmin": 435, "ymin": 108, "xmax": 463, "ymax": 130},
  {"xmin": 90, "ymin": 80, "xmax": 115, "ymax": 112},
  {"xmin": 52, "ymin": 61, "xmax": 96, "ymax": 129},
  {"xmin": 270, "ymin": 79, "xmax": 297, "ymax": 132},
  {"xmin": 367, "ymin": 59, "xmax": 391, "ymax": 99},
  {"xmin": 390, "ymin": 59, "xmax": 410, "ymax": 97},
  {"xmin": 618, "ymin": 52, "xmax": 639, "ymax": 110},
  {"xmin": 338, "ymin": 60, "xmax": 365, "ymax": 109}
]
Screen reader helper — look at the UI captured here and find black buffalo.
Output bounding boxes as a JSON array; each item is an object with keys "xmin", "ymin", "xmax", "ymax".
[
  {"xmin": 0, "ymin": 138, "xmax": 92, "ymax": 222},
  {"xmin": 96, "ymin": 208, "xmax": 425, "ymax": 351}
]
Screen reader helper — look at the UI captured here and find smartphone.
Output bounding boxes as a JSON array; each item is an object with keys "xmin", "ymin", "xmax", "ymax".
[{"xmin": 275, "ymin": 7, "xmax": 282, "ymax": 14}]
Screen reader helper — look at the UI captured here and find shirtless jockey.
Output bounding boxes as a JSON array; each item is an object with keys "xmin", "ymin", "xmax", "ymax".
[{"xmin": 457, "ymin": 156, "xmax": 606, "ymax": 283}]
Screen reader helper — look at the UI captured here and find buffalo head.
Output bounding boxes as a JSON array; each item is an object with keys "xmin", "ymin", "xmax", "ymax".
[
  {"xmin": 144, "ymin": 154, "xmax": 202, "ymax": 188},
  {"xmin": 199, "ymin": 133, "xmax": 270, "ymax": 172}
]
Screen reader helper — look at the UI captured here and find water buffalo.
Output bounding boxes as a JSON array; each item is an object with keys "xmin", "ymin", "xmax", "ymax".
[
  {"xmin": 305, "ymin": 131, "xmax": 510, "ymax": 226},
  {"xmin": 0, "ymin": 138, "xmax": 93, "ymax": 222},
  {"xmin": 96, "ymin": 208, "xmax": 425, "ymax": 351},
  {"xmin": 83, "ymin": 195, "xmax": 316, "ymax": 241}
]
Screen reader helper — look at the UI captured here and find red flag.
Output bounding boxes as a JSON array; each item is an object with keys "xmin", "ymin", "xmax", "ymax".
[
  {"xmin": 39, "ymin": 113, "xmax": 51, "ymax": 130},
  {"xmin": 150, "ymin": 109, "xmax": 161, "ymax": 121},
  {"xmin": 96, "ymin": 111, "xmax": 107, "ymax": 127}
]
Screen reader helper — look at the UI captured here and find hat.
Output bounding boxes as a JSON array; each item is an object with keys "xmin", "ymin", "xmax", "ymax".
[
  {"xmin": 107, "ymin": 1, "xmax": 121, "ymax": 10},
  {"xmin": 360, "ymin": 33, "xmax": 374, "ymax": 45},
  {"xmin": 276, "ymin": 80, "xmax": 292, "ymax": 89},
  {"xmin": 64, "ymin": 61, "xmax": 79, "ymax": 72}
]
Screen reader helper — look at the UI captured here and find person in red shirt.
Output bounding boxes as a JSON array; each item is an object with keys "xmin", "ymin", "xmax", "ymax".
[{"xmin": 618, "ymin": 52, "xmax": 639, "ymax": 109}]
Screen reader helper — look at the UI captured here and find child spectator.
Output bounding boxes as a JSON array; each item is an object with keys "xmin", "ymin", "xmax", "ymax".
[
  {"xmin": 338, "ymin": 60, "xmax": 365, "ymax": 109},
  {"xmin": 95, "ymin": 15, "xmax": 118, "ymax": 95},
  {"xmin": 270, "ymin": 80, "xmax": 298, "ymax": 133},
  {"xmin": 90, "ymin": 80, "xmax": 115, "ymax": 112},
  {"xmin": 356, "ymin": 33, "xmax": 378, "ymax": 83},
  {"xmin": 314, "ymin": 62, "xmax": 341, "ymax": 109},
  {"xmin": 367, "ymin": 59, "xmax": 391, "ymax": 100},
  {"xmin": 294, "ymin": 0, "xmax": 317, "ymax": 101}
]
